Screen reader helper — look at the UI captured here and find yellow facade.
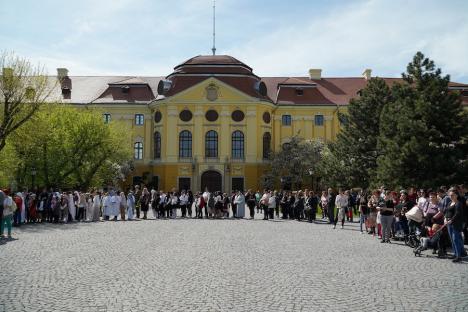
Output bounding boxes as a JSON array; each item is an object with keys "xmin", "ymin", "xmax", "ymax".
[
  {"xmin": 134, "ymin": 78, "xmax": 343, "ymax": 192},
  {"xmin": 63, "ymin": 54, "xmax": 467, "ymax": 193},
  {"xmin": 83, "ymin": 76, "xmax": 345, "ymax": 192}
]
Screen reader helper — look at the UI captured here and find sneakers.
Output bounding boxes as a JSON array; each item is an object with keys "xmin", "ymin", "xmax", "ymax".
[
  {"xmin": 333, "ymin": 225, "xmax": 336, "ymax": 229},
  {"xmin": 452, "ymin": 257, "xmax": 462, "ymax": 263},
  {"xmin": 340, "ymin": 225, "xmax": 344, "ymax": 229}
]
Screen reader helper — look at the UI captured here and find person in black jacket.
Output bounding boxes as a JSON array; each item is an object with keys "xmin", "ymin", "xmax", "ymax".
[
  {"xmin": 327, "ymin": 188, "xmax": 336, "ymax": 224},
  {"xmin": 305, "ymin": 191, "xmax": 318, "ymax": 223},
  {"xmin": 280, "ymin": 193, "xmax": 289, "ymax": 219},
  {"xmin": 245, "ymin": 190, "xmax": 256, "ymax": 219},
  {"xmin": 446, "ymin": 189, "xmax": 464, "ymax": 262},
  {"xmin": 294, "ymin": 191, "xmax": 305, "ymax": 221}
]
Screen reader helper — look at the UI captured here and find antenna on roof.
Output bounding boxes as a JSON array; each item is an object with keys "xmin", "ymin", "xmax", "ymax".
[{"xmin": 212, "ymin": 0, "xmax": 216, "ymax": 55}]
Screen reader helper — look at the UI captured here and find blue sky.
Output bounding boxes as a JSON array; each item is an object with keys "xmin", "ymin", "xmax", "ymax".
[{"xmin": 1, "ymin": 0, "xmax": 467, "ymax": 82}]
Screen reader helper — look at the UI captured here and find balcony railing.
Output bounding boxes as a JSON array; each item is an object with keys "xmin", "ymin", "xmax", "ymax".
[
  {"xmin": 178, "ymin": 156, "xmax": 193, "ymax": 163},
  {"xmin": 204, "ymin": 156, "xmax": 220, "ymax": 162}
]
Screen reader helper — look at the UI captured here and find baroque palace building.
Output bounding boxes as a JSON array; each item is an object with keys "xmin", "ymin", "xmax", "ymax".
[{"xmin": 55, "ymin": 55, "xmax": 468, "ymax": 192}]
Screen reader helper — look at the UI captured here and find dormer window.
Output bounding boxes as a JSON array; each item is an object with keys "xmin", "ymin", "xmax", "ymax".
[
  {"xmin": 62, "ymin": 86, "xmax": 71, "ymax": 97},
  {"xmin": 295, "ymin": 88, "xmax": 304, "ymax": 96},
  {"xmin": 103, "ymin": 113, "xmax": 111, "ymax": 124},
  {"xmin": 121, "ymin": 85, "xmax": 130, "ymax": 94}
]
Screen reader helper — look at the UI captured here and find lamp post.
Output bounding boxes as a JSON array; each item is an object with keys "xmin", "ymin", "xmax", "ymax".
[
  {"xmin": 307, "ymin": 168, "xmax": 314, "ymax": 191},
  {"xmin": 31, "ymin": 167, "xmax": 37, "ymax": 191}
]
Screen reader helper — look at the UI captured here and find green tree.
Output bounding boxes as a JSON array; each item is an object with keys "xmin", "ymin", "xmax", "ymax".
[
  {"xmin": 0, "ymin": 51, "xmax": 54, "ymax": 152},
  {"xmin": 319, "ymin": 78, "xmax": 391, "ymax": 188},
  {"xmin": 376, "ymin": 52, "xmax": 468, "ymax": 188},
  {"xmin": 9, "ymin": 104, "xmax": 133, "ymax": 189},
  {"xmin": 263, "ymin": 135, "xmax": 323, "ymax": 189}
]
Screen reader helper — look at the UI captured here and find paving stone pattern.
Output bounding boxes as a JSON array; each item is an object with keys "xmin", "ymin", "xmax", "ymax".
[{"xmin": 1, "ymin": 215, "xmax": 467, "ymax": 312}]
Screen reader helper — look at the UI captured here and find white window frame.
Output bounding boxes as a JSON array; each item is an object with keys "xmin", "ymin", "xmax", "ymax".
[{"xmin": 135, "ymin": 114, "xmax": 144, "ymax": 126}]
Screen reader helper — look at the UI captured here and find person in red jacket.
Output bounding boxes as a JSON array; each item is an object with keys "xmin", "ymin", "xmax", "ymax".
[{"xmin": 13, "ymin": 193, "xmax": 23, "ymax": 227}]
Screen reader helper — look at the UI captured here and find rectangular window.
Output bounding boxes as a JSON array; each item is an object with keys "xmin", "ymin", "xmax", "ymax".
[
  {"xmin": 103, "ymin": 113, "xmax": 111, "ymax": 124},
  {"xmin": 282, "ymin": 115, "xmax": 292, "ymax": 126},
  {"xmin": 315, "ymin": 114, "xmax": 324, "ymax": 126},
  {"xmin": 134, "ymin": 142, "xmax": 143, "ymax": 160},
  {"xmin": 135, "ymin": 114, "xmax": 144, "ymax": 125}
]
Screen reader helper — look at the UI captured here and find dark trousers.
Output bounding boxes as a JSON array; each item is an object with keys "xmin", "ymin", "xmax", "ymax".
[
  {"xmin": 334, "ymin": 209, "xmax": 344, "ymax": 227},
  {"xmin": 308, "ymin": 209, "xmax": 316, "ymax": 222},
  {"xmin": 268, "ymin": 208, "xmax": 274, "ymax": 219},
  {"xmin": 232, "ymin": 204, "xmax": 237, "ymax": 218},
  {"xmin": 13, "ymin": 210, "xmax": 22, "ymax": 226},
  {"xmin": 136, "ymin": 205, "xmax": 141, "ymax": 218},
  {"xmin": 248, "ymin": 205, "xmax": 255, "ymax": 219},
  {"xmin": 76, "ymin": 207, "xmax": 85, "ymax": 221},
  {"xmin": 328, "ymin": 206, "xmax": 335, "ymax": 224},
  {"xmin": 196, "ymin": 206, "xmax": 203, "ymax": 218},
  {"xmin": 187, "ymin": 204, "xmax": 192, "ymax": 217},
  {"xmin": 296, "ymin": 208, "xmax": 303, "ymax": 221},
  {"xmin": 181, "ymin": 204, "xmax": 187, "ymax": 217},
  {"xmin": 262, "ymin": 204, "xmax": 268, "ymax": 220},
  {"xmin": 158, "ymin": 205, "xmax": 164, "ymax": 218},
  {"xmin": 463, "ymin": 225, "xmax": 468, "ymax": 245}
]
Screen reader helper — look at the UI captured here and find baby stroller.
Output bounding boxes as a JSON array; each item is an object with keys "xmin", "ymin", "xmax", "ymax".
[
  {"xmin": 413, "ymin": 224, "xmax": 446, "ymax": 257},
  {"xmin": 404, "ymin": 206, "xmax": 425, "ymax": 248}
]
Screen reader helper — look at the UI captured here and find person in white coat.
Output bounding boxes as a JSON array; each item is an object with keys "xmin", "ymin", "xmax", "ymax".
[
  {"xmin": 234, "ymin": 191, "xmax": 245, "ymax": 218},
  {"xmin": 109, "ymin": 191, "xmax": 119, "ymax": 221},
  {"xmin": 68, "ymin": 192, "xmax": 76, "ymax": 221},
  {"xmin": 127, "ymin": 191, "xmax": 135, "ymax": 220},
  {"xmin": 102, "ymin": 193, "xmax": 110, "ymax": 220},
  {"xmin": 86, "ymin": 193, "xmax": 93, "ymax": 221},
  {"xmin": 92, "ymin": 191, "xmax": 101, "ymax": 221}
]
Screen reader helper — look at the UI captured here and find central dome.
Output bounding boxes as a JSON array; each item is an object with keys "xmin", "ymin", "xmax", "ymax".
[
  {"xmin": 158, "ymin": 54, "xmax": 269, "ymax": 100},
  {"xmin": 170, "ymin": 55, "xmax": 255, "ymax": 77},
  {"xmin": 175, "ymin": 55, "xmax": 252, "ymax": 69}
]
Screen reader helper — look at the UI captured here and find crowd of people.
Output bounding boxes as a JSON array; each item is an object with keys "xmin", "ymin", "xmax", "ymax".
[{"xmin": 1, "ymin": 184, "xmax": 467, "ymax": 262}]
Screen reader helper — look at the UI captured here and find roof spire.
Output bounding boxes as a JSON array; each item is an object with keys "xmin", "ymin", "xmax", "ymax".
[{"xmin": 212, "ymin": 0, "xmax": 216, "ymax": 56}]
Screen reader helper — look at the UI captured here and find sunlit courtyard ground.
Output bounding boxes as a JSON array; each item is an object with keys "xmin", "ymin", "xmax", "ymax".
[{"xmin": 1, "ymin": 214, "xmax": 467, "ymax": 312}]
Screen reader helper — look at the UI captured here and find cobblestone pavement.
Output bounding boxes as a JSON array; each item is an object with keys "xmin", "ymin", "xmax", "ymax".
[{"xmin": 1, "ymin": 214, "xmax": 467, "ymax": 312}]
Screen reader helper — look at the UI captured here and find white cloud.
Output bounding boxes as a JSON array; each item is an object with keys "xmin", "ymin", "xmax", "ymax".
[
  {"xmin": 226, "ymin": 0, "xmax": 468, "ymax": 82},
  {"xmin": 3, "ymin": 0, "xmax": 467, "ymax": 82}
]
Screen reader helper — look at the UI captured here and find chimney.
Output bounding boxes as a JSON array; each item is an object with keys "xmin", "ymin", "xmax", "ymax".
[
  {"xmin": 362, "ymin": 69, "xmax": 372, "ymax": 80},
  {"xmin": 309, "ymin": 69, "xmax": 322, "ymax": 80},
  {"xmin": 57, "ymin": 68, "xmax": 71, "ymax": 98},
  {"xmin": 57, "ymin": 68, "xmax": 69, "ymax": 79}
]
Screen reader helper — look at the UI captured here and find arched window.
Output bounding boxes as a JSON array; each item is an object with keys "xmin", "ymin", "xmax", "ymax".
[
  {"xmin": 179, "ymin": 130, "xmax": 192, "ymax": 158},
  {"xmin": 154, "ymin": 132, "xmax": 161, "ymax": 159},
  {"xmin": 205, "ymin": 130, "xmax": 218, "ymax": 158},
  {"xmin": 232, "ymin": 130, "xmax": 244, "ymax": 159},
  {"xmin": 263, "ymin": 132, "xmax": 271, "ymax": 159},
  {"xmin": 134, "ymin": 142, "xmax": 143, "ymax": 160}
]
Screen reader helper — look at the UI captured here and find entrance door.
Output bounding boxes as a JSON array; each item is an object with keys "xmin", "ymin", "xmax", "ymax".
[
  {"xmin": 178, "ymin": 177, "xmax": 191, "ymax": 192},
  {"xmin": 232, "ymin": 177, "xmax": 244, "ymax": 192},
  {"xmin": 201, "ymin": 170, "xmax": 222, "ymax": 193}
]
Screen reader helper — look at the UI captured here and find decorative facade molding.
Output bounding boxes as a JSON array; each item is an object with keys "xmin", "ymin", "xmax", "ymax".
[{"xmin": 134, "ymin": 136, "xmax": 143, "ymax": 143}]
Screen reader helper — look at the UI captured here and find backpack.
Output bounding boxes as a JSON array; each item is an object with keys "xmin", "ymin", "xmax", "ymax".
[{"xmin": 208, "ymin": 196, "xmax": 215, "ymax": 208}]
